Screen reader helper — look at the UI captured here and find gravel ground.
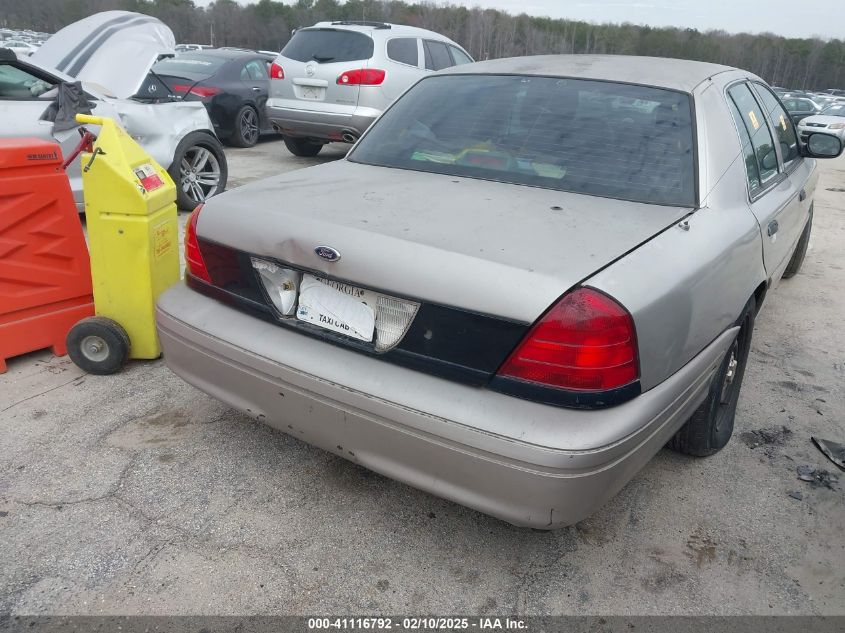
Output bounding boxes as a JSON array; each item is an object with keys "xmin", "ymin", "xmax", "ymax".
[{"xmin": 1, "ymin": 139, "xmax": 843, "ymax": 616}]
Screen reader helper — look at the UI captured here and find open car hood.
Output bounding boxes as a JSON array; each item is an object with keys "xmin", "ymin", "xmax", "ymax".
[{"xmin": 31, "ymin": 10, "xmax": 175, "ymax": 100}]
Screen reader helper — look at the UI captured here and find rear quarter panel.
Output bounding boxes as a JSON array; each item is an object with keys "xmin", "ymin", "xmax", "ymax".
[
  {"xmin": 110, "ymin": 99, "xmax": 216, "ymax": 168},
  {"xmin": 586, "ymin": 73, "xmax": 768, "ymax": 391}
]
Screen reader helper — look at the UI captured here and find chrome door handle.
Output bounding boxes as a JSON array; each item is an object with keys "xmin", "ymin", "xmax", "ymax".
[
  {"xmin": 252, "ymin": 86, "xmax": 261, "ymax": 91},
  {"xmin": 767, "ymin": 220, "xmax": 779, "ymax": 236}
]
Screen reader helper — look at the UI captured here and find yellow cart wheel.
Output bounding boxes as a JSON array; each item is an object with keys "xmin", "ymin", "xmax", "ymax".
[{"xmin": 67, "ymin": 317, "xmax": 130, "ymax": 375}]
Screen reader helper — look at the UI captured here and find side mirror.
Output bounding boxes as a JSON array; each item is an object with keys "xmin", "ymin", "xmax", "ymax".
[{"xmin": 805, "ymin": 132, "xmax": 844, "ymax": 158}]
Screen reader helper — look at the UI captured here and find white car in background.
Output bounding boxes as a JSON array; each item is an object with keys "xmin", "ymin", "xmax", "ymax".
[
  {"xmin": 797, "ymin": 103, "xmax": 845, "ymax": 144},
  {"xmin": 2, "ymin": 40, "xmax": 39, "ymax": 56},
  {"xmin": 0, "ymin": 11, "xmax": 227, "ymax": 211}
]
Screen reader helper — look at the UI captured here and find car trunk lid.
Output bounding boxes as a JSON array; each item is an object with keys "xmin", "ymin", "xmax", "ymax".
[
  {"xmin": 31, "ymin": 10, "xmax": 175, "ymax": 99},
  {"xmin": 198, "ymin": 160, "xmax": 691, "ymax": 324}
]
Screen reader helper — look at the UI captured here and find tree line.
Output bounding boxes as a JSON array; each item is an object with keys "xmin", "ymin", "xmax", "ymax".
[{"xmin": 2, "ymin": 0, "xmax": 844, "ymax": 90}]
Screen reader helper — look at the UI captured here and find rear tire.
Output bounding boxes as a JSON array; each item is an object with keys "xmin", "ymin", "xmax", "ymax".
[
  {"xmin": 669, "ymin": 297, "xmax": 755, "ymax": 457},
  {"xmin": 229, "ymin": 105, "xmax": 260, "ymax": 148},
  {"xmin": 168, "ymin": 132, "xmax": 228, "ymax": 211},
  {"xmin": 782, "ymin": 209, "xmax": 812, "ymax": 279},
  {"xmin": 66, "ymin": 317, "xmax": 130, "ymax": 375},
  {"xmin": 283, "ymin": 135, "xmax": 323, "ymax": 157}
]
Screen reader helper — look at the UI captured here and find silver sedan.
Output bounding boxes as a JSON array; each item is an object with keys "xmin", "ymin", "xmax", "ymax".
[
  {"xmin": 156, "ymin": 55, "xmax": 843, "ymax": 528},
  {"xmin": 797, "ymin": 103, "xmax": 845, "ymax": 144}
]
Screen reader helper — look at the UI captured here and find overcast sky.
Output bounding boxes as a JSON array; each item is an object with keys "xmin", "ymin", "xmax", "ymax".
[{"xmin": 194, "ymin": 0, "xmax": 844, "ymax": 40}]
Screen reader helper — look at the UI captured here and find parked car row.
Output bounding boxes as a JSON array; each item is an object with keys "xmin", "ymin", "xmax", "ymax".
[
  {"xmin": 0, "ymin": 27, "xmax": 49, "ymax": 56},
  {"xmin": 139, "ymin": 22, "xmax": 474, "ymax": 154}
]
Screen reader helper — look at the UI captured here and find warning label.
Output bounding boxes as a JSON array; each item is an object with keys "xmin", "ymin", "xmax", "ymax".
[
  {"xmin": 134, "ymin": 163, "xmax": 164, "ymax": 192},
  {"xmin": 152, "ymin": 221, "xmax": 175, "ymax": 260}
]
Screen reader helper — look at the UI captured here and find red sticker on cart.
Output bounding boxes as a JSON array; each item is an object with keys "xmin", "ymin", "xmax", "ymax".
[{"xmin": 134, "ymin": 163, "xmax": 164, "ymax": 191}]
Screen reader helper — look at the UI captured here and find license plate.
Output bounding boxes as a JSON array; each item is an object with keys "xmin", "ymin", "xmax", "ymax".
[
  {"xmin": 299, "ymin": 85, "xmax": 325, "ymax": 101},
  {"xmin": 296, "ymin": 274, "xmax": 375, "ymax": 342}
]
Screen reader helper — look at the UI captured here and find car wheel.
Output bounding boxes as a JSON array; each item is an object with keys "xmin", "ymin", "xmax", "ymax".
[
  {"xmin": 229, "ymin": 105, "xmax": 260, "ymax": 148},
  {"xmin": 669, "ymin": 297, "xmax": 755, "ymax": 457},
  {"xmin": 283, "ymin": 135, "xmax": 323, "ymax": 157},
  {"xmin": 782, "ymin": 208, "xmax": 812, "ymax": 279},
  {"xmin": 66, "ymin": 317, "xmax": 130, "ymax": 375},
  {"xmin": 168, "ymin": 132, "xmax": 228, "ymax": 211}
]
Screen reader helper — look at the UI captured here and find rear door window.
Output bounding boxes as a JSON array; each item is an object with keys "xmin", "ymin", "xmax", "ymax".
[
  {"xmin": 241, "ymin": 59, "xmax": 268, "ymax": 81},
  {"xmin": 752, "ymin": 83, "xmax": 800, "ymax": 169},
  {"xmin": 423, "ymin": 40, "xmax": 453, "ymax": 71},
  {"xmin": 449, "ymin": 46, "xmax": 473, "ymax": 65},
  {"xmin": 727, "ymin": 98, "xmax": 763, "ymax": 192},
  {"xmin": 728, "ymin": 84, "xmax": 780, "ymax": 185},
  {"xmin": 387, "ymin": 38, "xmax": 419, "ymax": 67},
  {"xmin": 281, "ymin": 29, "xmax": 374, "ymax": 64}
]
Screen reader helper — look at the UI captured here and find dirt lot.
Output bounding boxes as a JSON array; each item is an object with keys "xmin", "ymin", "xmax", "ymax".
[{"xmin": 1, "ymin": 138, "xmax": 844, "ymax": 616}]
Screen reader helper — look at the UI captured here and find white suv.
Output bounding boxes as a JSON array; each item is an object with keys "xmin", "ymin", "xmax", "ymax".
[{"xmin": 266, "ymin": 21, "xmax": 473, "ymax": 156}]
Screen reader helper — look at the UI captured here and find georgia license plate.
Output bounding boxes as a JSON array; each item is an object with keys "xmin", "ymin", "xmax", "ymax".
[
  {"xmin": 300, "ymin": 86, "xmax": 325, "ymax": 100},
  {"xmin": 295, "ymin": 274, "xmax": 376, "ymax": 342}
]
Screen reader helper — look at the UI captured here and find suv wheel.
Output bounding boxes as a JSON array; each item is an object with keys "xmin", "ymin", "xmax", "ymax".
[{"xmin": 283, "ymin": 135, "xmax": 323, "ymax": 157}]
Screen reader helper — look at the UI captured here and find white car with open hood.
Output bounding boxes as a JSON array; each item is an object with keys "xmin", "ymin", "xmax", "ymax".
[{"xmin": 0, "ymin": 11, "xmax": 227, "ymax": 210}]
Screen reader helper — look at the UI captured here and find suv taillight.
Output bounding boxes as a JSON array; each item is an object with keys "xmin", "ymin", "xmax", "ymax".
[
  {"xmin": 337, "ymin": 69, "xmax": 386, "ymax": 85},
  {"xmin": 270, "ymin": 62, "xmax": 285, "ymax": 79},
  {"xmin": 185, "ymin": 204, "xmax": 211, "ymax": 283},
  {"xmin": 496, "ymin": 288, "xmax": 638, "ymax": 392}
]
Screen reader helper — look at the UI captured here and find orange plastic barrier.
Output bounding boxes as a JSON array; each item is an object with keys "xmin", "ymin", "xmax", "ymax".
[{"xmin": 0, "ymin": 138, "xmax": 94, "ymax": 372}]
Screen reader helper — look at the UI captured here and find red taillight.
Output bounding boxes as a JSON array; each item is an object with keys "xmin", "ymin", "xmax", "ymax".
[
  {"xmin": 337, "ymin": 69, "xmax": 386, "ymax": 86},
  {"xmin": 171, "ymin": 84, "xmax": 221, "ymax": 98},
  {"xmin": 270, "ymin": 62, "xmax": 285, "ymax": 79},
  {"xmin": 497, "ymin": 288, "xmax": 638, "ymax": 391},
  {"xmin": 184, "ymin": 204, "xmax": 211, "ymax": 283}
]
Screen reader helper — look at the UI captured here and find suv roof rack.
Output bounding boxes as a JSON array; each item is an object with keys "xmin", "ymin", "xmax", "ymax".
[{"xmin": 330, "ymin": 21, "xmax": 391, "ymax": 29}]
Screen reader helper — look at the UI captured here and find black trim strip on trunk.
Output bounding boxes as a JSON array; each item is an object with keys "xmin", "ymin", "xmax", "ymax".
[
  {"xmin": 489, "ymin": 376, "xmax": 642, "ymax": 409},
  {"xmin": 186, "ymin": 274, "xmax": 505, "ymax": 386}
]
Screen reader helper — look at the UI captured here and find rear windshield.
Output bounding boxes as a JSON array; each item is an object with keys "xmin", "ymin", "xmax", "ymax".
[
  {"xmin": 281, "ymin": 28, "xmax": 374, "ymax": 64},
  {"xmin": 350, "ymin": 75, "xmax": 696, "ymax": 206},
  {"xmin": 152, "ymin": 54, "xmax": 227, "ymax": 77}
]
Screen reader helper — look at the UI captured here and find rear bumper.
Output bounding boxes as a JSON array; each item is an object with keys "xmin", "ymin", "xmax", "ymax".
[
  {"xmin": 156, "ymin": 282, "xmax": 735, "ymax": 528},
  {"xmin": 266, "ymin": 98, "xmax": 379, "ymax": 141}
]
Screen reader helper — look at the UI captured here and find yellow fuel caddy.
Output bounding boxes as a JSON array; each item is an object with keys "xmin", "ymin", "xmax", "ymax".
[{"xmin": 66, "ymin": 114, "xmax": 180, "ymax": 374}]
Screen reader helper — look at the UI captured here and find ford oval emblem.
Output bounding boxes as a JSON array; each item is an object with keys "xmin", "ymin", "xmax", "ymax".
[{"xmin": 314, "ymin": 246, "xmax": 341, "ymax": 262}]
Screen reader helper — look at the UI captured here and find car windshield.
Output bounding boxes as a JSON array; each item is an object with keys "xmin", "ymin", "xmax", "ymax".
[
  {"xmin": 349, "ymin": 74, "xmax": 696, "ymax": 206},
  {"xmin": 152, "ymin": 54, "xmax": 227, "ymax": 77},
  {"xmin": 281, "ymin": 28, "xmax": 374, "ymax": 63},
  {"xmin": 820, "ymin": 104, "xmax": 845, "ymax": 117}
]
